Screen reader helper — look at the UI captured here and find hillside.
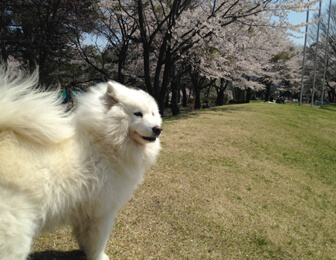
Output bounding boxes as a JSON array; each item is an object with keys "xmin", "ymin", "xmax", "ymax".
[{"xmin": 32, "ymin": 103, "xmax": 336, "ymax": 259}]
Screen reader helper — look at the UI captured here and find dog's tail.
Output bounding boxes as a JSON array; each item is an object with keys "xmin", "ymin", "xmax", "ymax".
[{"xmin": 0, "ymin": 68, "xmax": 74, "ymax": 144}]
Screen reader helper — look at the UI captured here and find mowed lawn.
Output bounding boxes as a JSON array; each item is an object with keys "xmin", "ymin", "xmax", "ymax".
[{"xmin": 32, "ymin": 103, "xmax": 336, "ymax": 259}]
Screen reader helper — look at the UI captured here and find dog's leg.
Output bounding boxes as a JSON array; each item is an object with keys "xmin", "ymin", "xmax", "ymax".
[
  {"xmin": 0, "ymin": 230, "xmax": 33, "ymax": 260},
  {"xmin": 73, "ymin": 211, "xmax": 116, "ymax": 260},
  {"xmin": 0, "ymin": 193, "xmax": 38, "ymax": 260}
]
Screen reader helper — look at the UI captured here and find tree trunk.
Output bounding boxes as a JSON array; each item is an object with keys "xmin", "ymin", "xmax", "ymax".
[
  {"xmin": 246, "ymin": 88, "xmax": 252, "ymax": 102},
  {"xmin": 137, "ymin": 1, "xmax": 154, "ymax": 96},
  {"xmin": 216, "ymin": 90, "xmax": 224, "ymax": 106},
  {"xmin": 216, "ymin": 78, "xmax": 228, "ymax": 106},
  {"xmin": 182, "ymin": 85, "xmax": 187, "ymax": 107},
  {"xmin": 117, "ymin": 47, "xmax": 127, "ymax": 84},
  {"xmin": 189, "ymin": 71, "xmax": 203, "ymax": 110},
  {"xmin": 170, "ymin": 66, "xmax": 180, "ymax": 116},
  {"xmin": 171, "ymin": 83, "xmax": 180, "ymax": 115},
  {"xmin": 194, "ymin": 86, "xmax": 201, "ymax": 109},
  {"xmin": 264, "ymin": 82, "xmax": 271, "ymax": 102},
  {"xmin": 327, "ymin": 84, "xmax": 335, "ymax": 102},
  {"xmin": 157, "ymin": 48, "xmax": 172, "ymax": 116}
]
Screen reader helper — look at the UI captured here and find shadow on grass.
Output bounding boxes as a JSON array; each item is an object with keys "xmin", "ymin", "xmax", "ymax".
[
  {"xmin": 209, "ymin": 105, "xmax": 250, "ymax": 113},
  {"xmin": 163, "ymin": 110, "xmax": 200, "ymax": 121},
  {"xmin": 163, "ymin": 104, "xmax": 250, "ymax": 121},
  {"xmin": 29, "ymin": 250, "xmax": 86, "ymax": 260},
  {"xmin": 321, "ymin": 103, "xmax": 336, "ymax": 111}
]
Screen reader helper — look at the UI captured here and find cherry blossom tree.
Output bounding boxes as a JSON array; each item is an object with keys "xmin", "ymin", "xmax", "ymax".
[
  {"xmin": 127, "ymin": 0, "xmax": 318, "ymax": 114},
  {"xmin": 180, "ymin": 13, "xmax": 302, "ymax": 104}
]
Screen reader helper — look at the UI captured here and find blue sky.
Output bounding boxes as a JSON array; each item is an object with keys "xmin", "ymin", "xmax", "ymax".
[
  {"xmin": 287, "ymin": 0, "xmax": 333, "ymax": 45},
  {"xmin": 288, "ymin": 11, "xmax": 310, "ymax": 45}
]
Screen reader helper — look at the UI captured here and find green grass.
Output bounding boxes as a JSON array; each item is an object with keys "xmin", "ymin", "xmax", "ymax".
[{"xmin": 32, "ymin": 102, "xmax": 336, "ymax": 259}]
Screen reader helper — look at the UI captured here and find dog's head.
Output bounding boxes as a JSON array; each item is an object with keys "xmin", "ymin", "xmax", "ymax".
[{"xmin": 103, "ymin": 81, "xmax": 162, "ymax": 146}]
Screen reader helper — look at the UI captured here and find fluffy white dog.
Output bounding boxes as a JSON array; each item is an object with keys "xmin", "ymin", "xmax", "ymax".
[{"xmin": 0, "ymin": 69, "xmax": 162, "ymax": 260}]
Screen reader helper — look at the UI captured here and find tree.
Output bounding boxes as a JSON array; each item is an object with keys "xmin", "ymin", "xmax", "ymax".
[
  {"xmin": 0, "ymin": 0, "xmax": 99, "ymax": 85},
  {"xmin": 75, "ymin": 0, "xmax": 139, "ymax": 84},
  {"xmin": 132, "ymin": 0, "xmax": 318, "ymax": 113},
  {"xmin": 178, "ymin": 13, "xmax": 300, "ymax": 103}
]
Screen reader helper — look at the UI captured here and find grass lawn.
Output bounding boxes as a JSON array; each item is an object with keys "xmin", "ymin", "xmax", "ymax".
[{"xmin": 31, "ymin": 102, "xmax": 336, "ymax": 259}]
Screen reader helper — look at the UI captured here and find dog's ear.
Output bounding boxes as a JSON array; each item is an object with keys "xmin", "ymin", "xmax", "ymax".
[{"xmin": 103, "ymin": 82, "xmax": 119, "ymax": 107}]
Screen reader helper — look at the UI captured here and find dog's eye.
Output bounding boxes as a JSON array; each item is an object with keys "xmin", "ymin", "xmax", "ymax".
[{"xmin": 134, "ymin": 112, "xmax": 143, "ymax": 118}]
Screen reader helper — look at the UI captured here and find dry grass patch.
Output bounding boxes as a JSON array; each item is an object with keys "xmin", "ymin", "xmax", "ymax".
[{"xmin": 31, "ymin": 103, "xmax": 336, "ymax": 259}]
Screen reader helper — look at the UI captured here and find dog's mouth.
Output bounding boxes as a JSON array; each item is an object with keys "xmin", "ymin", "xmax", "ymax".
[
  {"xmin": 142, "ymin": 136, "xmax": 156, "ymax": 142},
  {"xmin": 133, "ymin": 131, "xmax": 160, "ymax": 144}
]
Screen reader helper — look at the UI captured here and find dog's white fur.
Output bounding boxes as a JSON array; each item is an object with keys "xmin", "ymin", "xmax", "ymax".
[{"xmin": 0, "ymin": 69, "xmax": 162, "ymax": 260}]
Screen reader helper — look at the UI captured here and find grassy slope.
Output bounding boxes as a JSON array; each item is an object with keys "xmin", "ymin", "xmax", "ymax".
[{"xmin": 32, "ymin": 103, "xmax": 336, "ymax": 259}]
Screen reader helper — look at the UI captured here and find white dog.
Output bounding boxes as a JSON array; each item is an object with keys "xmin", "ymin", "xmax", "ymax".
[{"xmin": 0, "ymin": 69, "xmax": 162, "ymax": 260}]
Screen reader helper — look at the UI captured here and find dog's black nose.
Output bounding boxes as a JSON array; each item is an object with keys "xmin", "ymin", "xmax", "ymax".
[{"xmin": 152, "ymin": 126, "xmax": 162, "ymax": 136}]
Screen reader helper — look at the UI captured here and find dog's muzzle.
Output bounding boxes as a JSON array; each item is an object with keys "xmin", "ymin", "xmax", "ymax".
[{"xmin": 141, "ymin": 126, "xmax": 162, "ymax": 142}]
